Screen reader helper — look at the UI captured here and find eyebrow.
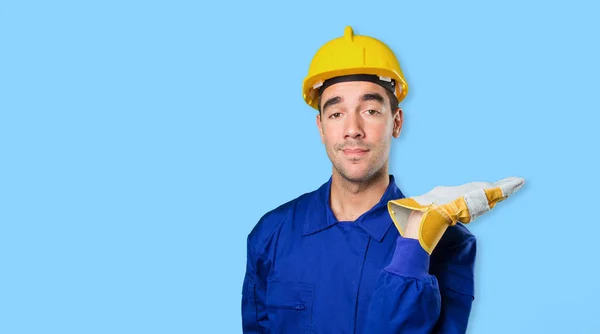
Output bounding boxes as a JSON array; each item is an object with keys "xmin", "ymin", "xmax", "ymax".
[
  {"xmin": 322, "ymin": 96, "xmax": 342, "ymax": 113},
  {"xmin": 361, "ymin": 93, "xmax": 384, "ymax": 104},
  {"xmin": 321, "ymin": 92, "xmax": 385, "ymax": 113}
]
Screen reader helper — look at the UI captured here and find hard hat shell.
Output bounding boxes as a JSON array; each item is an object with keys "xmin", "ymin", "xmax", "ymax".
[{"xmin": 302, "ymin": 26, "xmax": 409, "ymax": 110}]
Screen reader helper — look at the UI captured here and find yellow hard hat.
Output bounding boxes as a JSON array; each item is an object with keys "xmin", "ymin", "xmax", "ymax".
[{"xmin": 302, "ymin": 26, "xmax": 409, "ymax": 111}]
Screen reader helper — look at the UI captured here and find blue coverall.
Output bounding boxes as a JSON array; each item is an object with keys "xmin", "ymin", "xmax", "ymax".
[{"xmin": 241, "ymin": 175, "xmax": 477, "ymax": 333}]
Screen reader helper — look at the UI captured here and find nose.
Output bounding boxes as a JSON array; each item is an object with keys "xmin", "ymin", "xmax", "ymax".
[{"xmin": 344, "ymin": 112, "xmax": 364, "ymax": 139}]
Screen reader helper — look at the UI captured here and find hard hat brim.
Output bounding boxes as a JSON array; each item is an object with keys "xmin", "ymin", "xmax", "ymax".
[{"xmin": 303, "ymin": 67, "xmax": 408, "ymax": 110}]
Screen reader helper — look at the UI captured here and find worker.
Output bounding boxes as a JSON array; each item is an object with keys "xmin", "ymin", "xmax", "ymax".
[{"xmin": 241, "ymin": 26, "xmax": 524, "ymax": 333}]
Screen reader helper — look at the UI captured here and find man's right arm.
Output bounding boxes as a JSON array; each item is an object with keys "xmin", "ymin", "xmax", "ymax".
[{"xmin": 241, "ymin": 236, "xmax": 270, "ymax": 334}]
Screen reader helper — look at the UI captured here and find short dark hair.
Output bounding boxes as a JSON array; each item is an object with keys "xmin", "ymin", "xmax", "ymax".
[{"xmin": 317, "ymin": 87, "xmax": 399, "ymax": 114}]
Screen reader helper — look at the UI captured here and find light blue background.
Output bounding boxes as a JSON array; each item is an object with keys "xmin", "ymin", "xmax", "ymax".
[{"xmin": 1, "ymin": 0, "xmax": 599, "ymax": 333}]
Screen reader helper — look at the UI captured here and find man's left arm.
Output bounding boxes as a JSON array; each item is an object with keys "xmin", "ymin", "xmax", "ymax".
[
  {"xmin": 364, "ymin": 235, "xmax": 443, "ymax": 333},
  {"xmin": 430, "ymin": 228, "xmax": 477, "ymax": 333}
]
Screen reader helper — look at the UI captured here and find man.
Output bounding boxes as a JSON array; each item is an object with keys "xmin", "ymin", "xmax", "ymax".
[{"xmin": 241, "ymin": 26, "xmax": 522, "ymax": 333}]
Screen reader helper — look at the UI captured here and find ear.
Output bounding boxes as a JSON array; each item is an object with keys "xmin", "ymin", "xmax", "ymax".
[
  {"xmin": 316, "ymin": 112, "xmax": 325, "ymax": 143},
  {"xmin": 392, "ymin": 107, "xmax": 403, "ymax": 138}
]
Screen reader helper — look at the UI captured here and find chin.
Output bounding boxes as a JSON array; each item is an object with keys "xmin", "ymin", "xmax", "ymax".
[
  {"xmin": 335, "ymin": 157, "xmax": 387, "ymax": 182},
  {"xmin": 337, "ymin": 167, "xmax": 377, "ymax": 183}
]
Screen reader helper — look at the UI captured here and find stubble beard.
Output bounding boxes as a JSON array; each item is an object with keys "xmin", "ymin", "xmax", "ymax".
[{"xmin": 331, "ymin": 150, "xmax": 386, "ymax": 186}]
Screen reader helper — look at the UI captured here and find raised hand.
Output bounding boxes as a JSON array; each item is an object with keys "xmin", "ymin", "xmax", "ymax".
[{"xmin": 388, "ymin": 177, "xmax": 525, "ymax": 254}]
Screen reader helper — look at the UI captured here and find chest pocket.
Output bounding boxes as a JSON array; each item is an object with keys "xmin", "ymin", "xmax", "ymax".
[{"xmin": 266, "ymin": 281, "xmax": 314, "ymax": 333}]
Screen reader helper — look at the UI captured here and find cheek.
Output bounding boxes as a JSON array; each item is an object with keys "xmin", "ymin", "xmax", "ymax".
[
  {"xmin": 321, "ymin": 125, "xmax": 342, "ymax": 144},
  {"xmin": 367, "ymin": 123, "xmax": 392, "ymax": 143}
]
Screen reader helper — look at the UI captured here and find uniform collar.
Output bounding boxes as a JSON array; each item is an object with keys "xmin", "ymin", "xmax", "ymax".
[{"xmin": 302, "ymin": 174, "xmax": 405, "ymax": 242}]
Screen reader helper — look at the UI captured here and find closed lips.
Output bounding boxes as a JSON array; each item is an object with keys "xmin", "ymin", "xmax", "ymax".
[{"xmin": 343, "ymin": 148, "xmax": 368, "ymax": 153}]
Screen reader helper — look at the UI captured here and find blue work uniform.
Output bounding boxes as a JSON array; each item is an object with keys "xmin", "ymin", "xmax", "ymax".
[{"xmin": 241, "ymin": 175, "xmax": 476, "ymax": 333}]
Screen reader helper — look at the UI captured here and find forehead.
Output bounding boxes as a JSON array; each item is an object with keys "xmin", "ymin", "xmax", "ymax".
[{"xmin": 320, "ymin": 80, "xmax": 388, "ymax": 102}]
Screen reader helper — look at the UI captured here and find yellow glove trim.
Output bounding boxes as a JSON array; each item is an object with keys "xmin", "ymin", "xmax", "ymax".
[{"xmin": 387, "ymin": 177, "xmax": 524, "ymax": 254}]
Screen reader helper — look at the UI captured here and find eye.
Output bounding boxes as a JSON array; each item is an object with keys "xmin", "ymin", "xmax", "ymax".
[
  {"xmin": 366, "ymin": 109, "xmax": 381, "ymax": 116},
  {"xmin": 329, "ymin": 112, "xmax": 342, "ymax": 119}
]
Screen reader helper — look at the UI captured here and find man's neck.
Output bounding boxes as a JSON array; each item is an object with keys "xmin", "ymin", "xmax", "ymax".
[{"xmin": 329, "ymin": 169, "xmax": 390, "ymax": 222}]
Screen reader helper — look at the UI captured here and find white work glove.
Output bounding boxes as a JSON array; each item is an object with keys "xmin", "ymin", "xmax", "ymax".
[{"xmin": 388, "ymin": 177, "xmax": 525, "ymax": 254}]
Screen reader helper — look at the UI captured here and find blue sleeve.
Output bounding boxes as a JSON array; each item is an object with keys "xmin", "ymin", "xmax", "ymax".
[
  {"xmin": 241, "ymin": 235, "xmax": 270, "ymax": 334},
  {"xmin": 366, "ymin": 230, "xmax": 477, "ymax": 334},
  {"xmin": 430, "ymin": 233, "xmax": 477, "ymax": 333},
  {"xmin": 365, "ymin": 236, "xmax": 442, "ymax": 333}
]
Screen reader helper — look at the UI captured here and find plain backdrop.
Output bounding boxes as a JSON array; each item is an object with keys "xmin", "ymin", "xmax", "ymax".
[{"xmin": 1, "ymin": 0, "xmax": 599, "ymax": 333}]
